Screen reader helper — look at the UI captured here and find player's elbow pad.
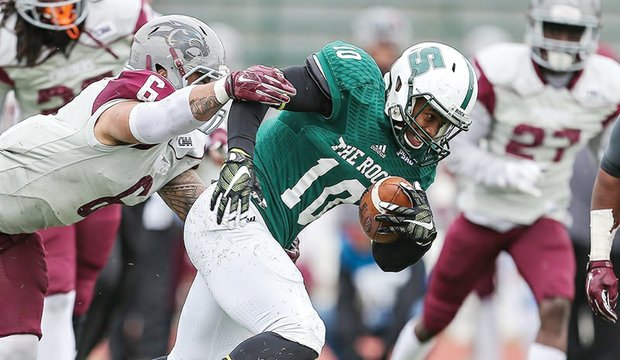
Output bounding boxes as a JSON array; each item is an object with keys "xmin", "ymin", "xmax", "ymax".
[
  {"xmin": 372, "ymin": 238, "xmax": 432, "ymax": 272},
  {"xmin": 129, "ymin": 85, "xmax": 207, "ymax": 144}
]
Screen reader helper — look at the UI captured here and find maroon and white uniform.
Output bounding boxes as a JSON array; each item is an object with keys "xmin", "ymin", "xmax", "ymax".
[
  {"xmin": 422, "ymin": 42, "xmax": 620, "ymax": 333},
  {"xmin": 0, "ymin": 70, "xmax": 204, "ymax": 337},
  {"xmin": 0, "ymin": 0, "xmax": 153, "ymax": 322}
]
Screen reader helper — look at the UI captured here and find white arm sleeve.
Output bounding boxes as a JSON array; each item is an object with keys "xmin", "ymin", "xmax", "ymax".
[{"xmin": 128, "ymin": 85, "xmax": 209, "ymax": 144}]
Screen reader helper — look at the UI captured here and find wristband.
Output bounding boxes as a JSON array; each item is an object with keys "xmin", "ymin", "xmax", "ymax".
[
  {"xmin": 590, "ymin": 209, "xmax": 617, "ymax": 261},
  {"xmin": 213, "ymin": 77, "xmax": 230, "ymax": 105}
]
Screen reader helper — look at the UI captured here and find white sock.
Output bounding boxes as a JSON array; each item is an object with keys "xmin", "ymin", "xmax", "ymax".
[
  {"xmin": 390, "ymin": 318, "xmax": 435, "ymax": 360},
  {"xmin": 37, "ymin": 291, "xmax": 76, "ymax": 360},
  {"xmin": 527, "ymin": 342, "xmax": 566, "ymax": 360},
  {"xmin": 0, "ymin": 334, "xmax": 39, "ymax": 360}
]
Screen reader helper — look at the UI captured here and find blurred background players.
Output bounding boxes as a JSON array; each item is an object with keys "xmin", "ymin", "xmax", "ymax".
[
  {"xmin": 351, "ymin": 5, "xmax": 412, "ymax": 74},
  {"xmin": 391, "ymin": 1, "xmax": 620, "ymax": 360},
  {"xmin": 0, "ymin": 0, "xmax": 153, "ymax": 359}
]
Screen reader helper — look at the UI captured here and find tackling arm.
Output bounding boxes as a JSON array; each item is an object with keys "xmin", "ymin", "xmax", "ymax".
[{"xmin": 96, "ymin": 66, "xmax": 296, "ymax": 146}]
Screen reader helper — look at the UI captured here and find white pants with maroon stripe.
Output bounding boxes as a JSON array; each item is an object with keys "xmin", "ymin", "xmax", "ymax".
[{"xmin": 168, "ymin": 185, "xmax": 325, "ymax": 360}]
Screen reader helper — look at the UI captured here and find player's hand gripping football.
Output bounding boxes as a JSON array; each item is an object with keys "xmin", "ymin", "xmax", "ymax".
[
  {"xmin": 374, "ymin": 181, "xmax": 437, "ymax": 246},
  {"xmin": 215, "ymin": 65, "xmax": 297, "ymax": 106},
  {"xmin": 586, "ymin": 260, "xmax": 619, "ymax": 323},
  {"xmin": 210, "ymin": 148, "xmax": 265, "ymax": 226}
]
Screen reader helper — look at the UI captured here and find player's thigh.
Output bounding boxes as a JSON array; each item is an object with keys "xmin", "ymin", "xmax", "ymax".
[
  {"xmin": 428, "ymin": 214, "xmax": 506, "ymax": 298},
  {"xmin": 75, "ymin": 204, "xmax": 121, "ymax": 271},
  {"xmin": 170, "ymin": 275, "xmax": 253, "ymax": 360},
  {"xmin": 73, "ymin": 205, "xmax": 121, "ymax": 314},
  {"xmin": 39, "ymin": 225, "xmax": 77, "ymax": 295},
  {"xmin": 185, "ymin": 189, "xmax": 325, "ymax": 354},
  {"xmin": 508, "ymin": 218, "xmax": 575, "ymax": 302},
  {"xmin": 0, "ymin": 233, "xmax": 48, "ymax": 338}
]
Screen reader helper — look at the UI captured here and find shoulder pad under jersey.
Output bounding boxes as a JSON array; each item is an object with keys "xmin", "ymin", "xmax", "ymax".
[
  {"xmin": 91, "ymin": 70, "xmax": 176, "ymax": 114},
  {"xmin": 475, "ymin": 42, "xmax": 545, "ymax": 97},
  {"xmin": 572, "ymin": 54, "xmax": 620, "ymax": 107},
  {"xmin": 81, "ymin": 0, "xmax": 151, "ymax": 47}
]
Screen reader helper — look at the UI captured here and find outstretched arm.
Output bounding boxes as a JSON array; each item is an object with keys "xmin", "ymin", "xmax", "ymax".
[
  {"xmin": 95, "ymin": 66, "xmax": 296, "ymax": 146},
  {"xmin": 157, "ymin": 169, "xmax": 207, "ymax": 221}
]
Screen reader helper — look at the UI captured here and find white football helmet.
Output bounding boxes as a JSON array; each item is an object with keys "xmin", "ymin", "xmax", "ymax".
[
  {"xmin": 384, "ymin": 42, "xmax": 478, "ymax": 166},
  {"xmin": 15, "ymin": 0, "xmax": 88, "ymax": 32},
  {"xmin": 526, "ymin": 0, "xmax": 601, "ymax": 72},
  {"xmin": 128, "ymin": 15, "xmax": 229, "ymax": 90}
]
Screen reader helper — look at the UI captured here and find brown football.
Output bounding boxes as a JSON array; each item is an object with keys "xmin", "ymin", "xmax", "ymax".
[{"xmin": 358, "ymin": 176, "xmax": 415, "ymax": 243}]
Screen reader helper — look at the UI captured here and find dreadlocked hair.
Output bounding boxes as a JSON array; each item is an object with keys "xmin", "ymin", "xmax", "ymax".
[{"xmin": 0, "ymin": 0, "xmax": 84, "ymax": 66}]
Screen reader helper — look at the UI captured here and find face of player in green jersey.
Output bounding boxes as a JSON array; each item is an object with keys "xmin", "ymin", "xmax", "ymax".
[{"xmin": 403, "ymin": 99, "xmax": 446, "ymax": 149}]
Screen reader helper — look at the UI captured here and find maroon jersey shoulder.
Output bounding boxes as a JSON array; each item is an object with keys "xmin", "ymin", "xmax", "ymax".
[{"xmin": 92, "ymin": 70, "xmax": 176, "ymax": 114}]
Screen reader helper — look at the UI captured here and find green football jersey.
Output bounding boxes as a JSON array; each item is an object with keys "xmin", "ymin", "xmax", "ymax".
[{"xmin": 254, "ymin": 41, "xmax": 437, "ymax": 248}]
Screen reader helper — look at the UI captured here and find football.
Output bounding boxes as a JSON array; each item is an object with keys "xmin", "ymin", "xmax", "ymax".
[{"xmin": 358, "ymin": 176, "xmax": 415, "ymax": 243}]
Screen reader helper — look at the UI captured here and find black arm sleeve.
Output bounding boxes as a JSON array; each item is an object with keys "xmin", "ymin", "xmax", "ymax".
[
  {"xmin": 371, "ymin": 238, "xmax": 432, "ymax": 273},
  {"xmin": 227, "ymin": 101, "xmax": 269, "ymax": 156},
  {"xmin": 280, "ymin": 60, "xmax": 332, "ymax": 116},
  {"xmin": 601, "ymin": 116, "xmax": 620, "ymax": 178},
  {"xmin": 227, "ymin": 59, "xmax": 332, "ymax": 156}
]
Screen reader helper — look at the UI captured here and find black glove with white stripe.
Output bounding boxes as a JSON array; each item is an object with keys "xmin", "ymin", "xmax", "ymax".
[
  {"xmin": 374, "ymin": 181, "xmax": 437, "ymax": 246},
  {"xmin": 210, "ymin": 148, "xmax": 265, "ymax": 225}
]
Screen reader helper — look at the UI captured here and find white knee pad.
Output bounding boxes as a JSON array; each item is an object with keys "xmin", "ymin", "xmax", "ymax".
[
  {"xmin": 38, "ymin": 291, "xmax": 76, "ymax": 360},
  {"xmin": 0, "ymin": 334, "xmax": 39, "ymax": 360}
]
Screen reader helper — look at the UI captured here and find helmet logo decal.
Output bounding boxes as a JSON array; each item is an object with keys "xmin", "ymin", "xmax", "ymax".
[
  {"xmin": 150, "ymin": 20, "xmax": 211, "ymax": 63},
  {"xmin": 408, "ymin": 47, "xmax": 445, "ymax": 76}
]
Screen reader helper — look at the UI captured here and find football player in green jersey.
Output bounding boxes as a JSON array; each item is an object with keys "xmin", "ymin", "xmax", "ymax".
[{"xmin": 165, "ymin": 41, "xmax": 478, "ymax": 360}]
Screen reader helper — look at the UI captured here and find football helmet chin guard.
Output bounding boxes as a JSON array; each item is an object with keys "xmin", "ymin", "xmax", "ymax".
[
  {"xmin": 526, "ymin": 0, "xmax": 601, "ymax": 72},
  {"xmin": 15, "ymin": 0, "xmax": 88, "ymax": 38},
  {"xmin": 128, "ymin": 15, "xmax": 229, "ymax": 90},
  {"xmin": 384, "ymin": 42, "xmax": 478, "ymax": 167}
]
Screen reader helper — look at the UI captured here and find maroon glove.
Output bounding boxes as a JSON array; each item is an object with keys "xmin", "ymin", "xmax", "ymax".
[
  {"xmin": 586, "ymin": 260, "xmax": 619, "ymax": 323},
  {"xmin": 285, "ymin": 237, "xmax": 301, "ymax": 264},
  {"xmin": 224, "ymin": 65, "xmax": 296, "ymax": 106}
]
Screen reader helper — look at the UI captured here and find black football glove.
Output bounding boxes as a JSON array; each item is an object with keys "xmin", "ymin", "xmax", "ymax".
[
  {"xmin": 210, "ymin": 148, "xmax": 265, "ymax": 225},
  {"xmin": 374, "ymin": 181, "xmax": 437, "ymax": 246}
]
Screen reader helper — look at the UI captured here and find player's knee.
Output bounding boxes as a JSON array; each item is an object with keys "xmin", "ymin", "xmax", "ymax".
[
  {"xmin": 538, "ymin": 297, "xmax": 570, "ymax": 334},
  {"xmin": 226, "ymin": 332, "xmax": 318, "ymax": 360},
  {"xmin": 266, "ymin": 309, "xmax": 325, "ymax": 354},
  {"xmin": 0, "ymin": 334, "xmax": 39, "ymax": 360}
]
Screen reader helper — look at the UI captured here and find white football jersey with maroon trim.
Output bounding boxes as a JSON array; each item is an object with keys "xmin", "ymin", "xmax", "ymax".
[
  {"xmin": 0, "ymin": 70, "xmax": 204, "ymax": 234},
  {"xmin": 457, "ymin": 42, "xmax": 620, "ymax": 226},
  {"xmin": 0, "ymin": 0, "xmax": 153, "ymax": 119}
]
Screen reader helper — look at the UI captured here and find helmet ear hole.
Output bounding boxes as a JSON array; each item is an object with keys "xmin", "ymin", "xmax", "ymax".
[
  {"xmin": 154, "ymin": 64, "xmax": 167, "ymax": 77},
  {"xmin": 395, "ymin": 76, "xmax": 402, "ymax": 92}
]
